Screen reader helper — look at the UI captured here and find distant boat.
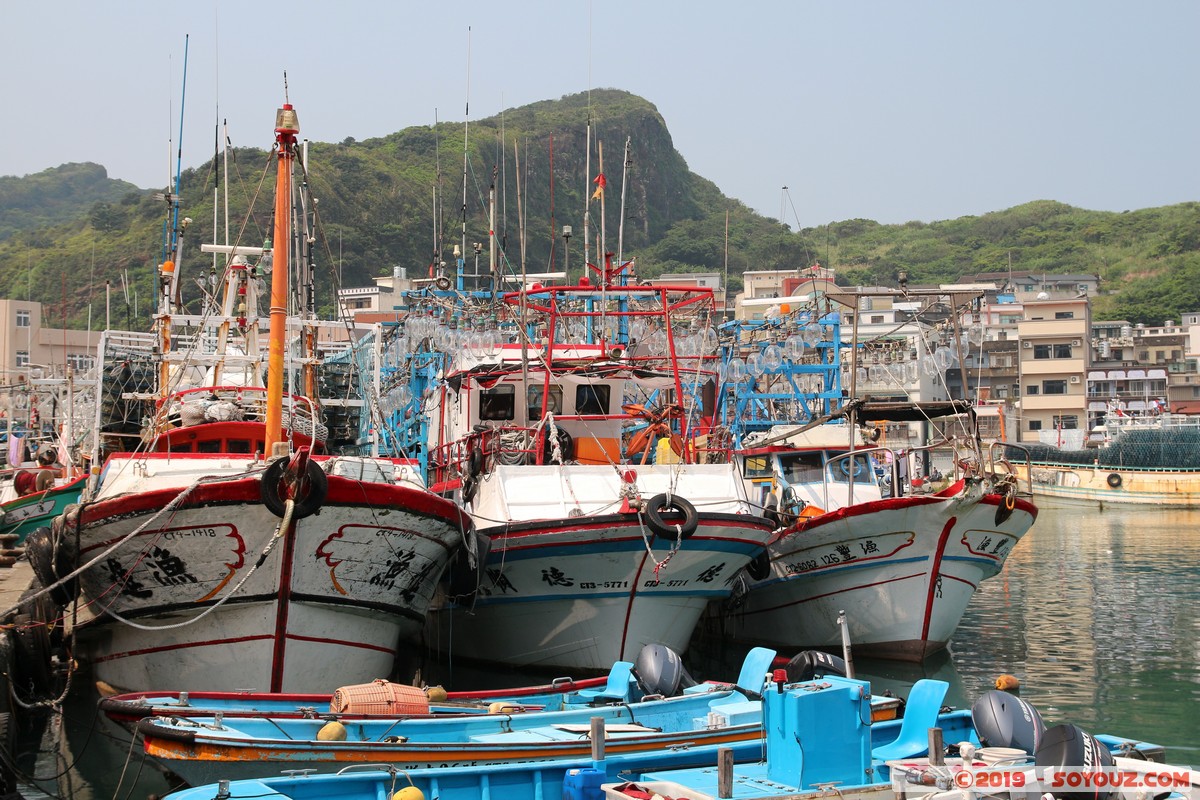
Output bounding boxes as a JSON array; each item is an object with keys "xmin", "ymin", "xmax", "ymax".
[
  {"xmin": 0, "ymin": 471, "xmax": 85, "ymax": 547},
  {"xmin": 1010, "ymin": 411, "xmax": 1200, "ymax": 507},
  {"xmin": 26, "ymin": 102, "xmax": 470, "ymax": 694}
]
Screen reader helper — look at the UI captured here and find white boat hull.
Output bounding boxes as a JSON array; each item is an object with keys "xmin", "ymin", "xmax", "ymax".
[
  {"xmin": 430, "ymin": 511, "xmax": 776, "ymax": 671},
  {"xmin": 63, "ymin": 459, "xmax": 468, "ymax": 693},
  {"xmin": 720, "ymin": 482, "xmax": 1037, "ymax": 661}
]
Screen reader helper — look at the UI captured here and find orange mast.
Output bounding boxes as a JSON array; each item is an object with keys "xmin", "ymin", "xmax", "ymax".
[{"xmin": 265, "ymin": 103, "xmax": 299, "ymax": 456}]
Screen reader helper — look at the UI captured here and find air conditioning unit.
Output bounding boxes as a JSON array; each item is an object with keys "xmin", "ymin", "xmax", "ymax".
[
  {"xmin": 1070, "ymin": 375, "xmax": 1081, "ymax": 384},
  {"xmin": 1071, "ymin": 339, "xmax": 1082, "ymax": 347},
  {"xmin": 1023, "ymin": 341, "xmax": 1032, "ymax": 348}
]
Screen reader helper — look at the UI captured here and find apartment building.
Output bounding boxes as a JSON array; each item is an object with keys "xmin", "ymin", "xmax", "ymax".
[{"xmin": 1015, "ymin": 297, "xmax": 1090, "ymax": 445}]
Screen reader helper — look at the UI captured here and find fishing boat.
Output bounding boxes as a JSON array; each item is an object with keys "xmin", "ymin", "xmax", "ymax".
[
  {"xmin": 722, "ymin": 403, "xmax": 1038, "ymax": 661},
  {"xmin": 706, "ymin": 291, "xmax": 1037, "ymax": 661},
  {"xmin": 26, "ymin": 102, "xmax": 471, "ymax": 694},
  {"xmin": 620, "ymin": 678, "xmax": 1184, "ymax": 800},
  {"xmin": 152, "ymin": 672, "xmax": 1183, "ymax": 800},
  {"xmin": 99, "ymin": 641, "xmax": 697, "ymax": 726},
  {"xmin": 133, "ymin": 646, "xmax": 782, "ymax": 785},
  {"xmin": 99, "ymin": 673, "xmax": 608, "ymax": 727},
  {"xmin": 0, "ymin": 469, "xmax": 85, "ymax": 547},
  {"xmin": 408, "ymin": 263, "xmax": 777, "ymax": 672},
  {"xmin": 1010, "ymin": 411, "xmax": 1200, "ymax": 508}
]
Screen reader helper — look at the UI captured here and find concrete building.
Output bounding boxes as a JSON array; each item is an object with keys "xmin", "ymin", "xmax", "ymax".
[{"xmin": 1015, "ymin": 297, "xmax": 1090, "ymax": 445}]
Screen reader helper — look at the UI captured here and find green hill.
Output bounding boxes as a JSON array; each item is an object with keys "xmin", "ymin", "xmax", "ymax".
[{"xmin": 0, "ymin": 90, "xmax": 1197, "ymax": 328}]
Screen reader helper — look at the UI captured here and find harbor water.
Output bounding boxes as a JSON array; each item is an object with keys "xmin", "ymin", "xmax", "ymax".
[{"xmin": 15, "ymin": 503, "xmax": 1200, "ymax": 799}]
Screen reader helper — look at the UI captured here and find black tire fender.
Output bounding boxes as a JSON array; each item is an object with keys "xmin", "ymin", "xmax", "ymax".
[
  {"xmin": 541, "ymin": 428, "xmax": 574, "ymax": 464},
  {"xmin": 746, "ymin": 550, "xmax": 772, "ymax": 581},
  {"xmin": 261, "ymin": 458, "xmax": 328, "ymax": 519},
  {"xmin": 644, "ymin": 493, "xmax": 699, "ymax": 540},
  {"xmin": 1106, "ymin": 472, "xmax": 1122, "ymax": 489},
  {"xmin": 25, "ymin": 526, "xmax": 77, "ymax": 608}
]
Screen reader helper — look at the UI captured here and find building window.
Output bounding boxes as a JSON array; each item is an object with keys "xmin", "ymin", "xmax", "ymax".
[
  {"xmin": 1053, "ymin": 415, "xmax": 1079, "ymax": 429},
  {"xmin": 1033, "ymin": 344, "xmax": 1051, "ymax": 359},
  {"xmin": 995, "ymin": 386, "xmax": 1008, "ymax": 398},
  {"xmin": 1026, "ymin": 385, "xmax": 1039, "ymax": 395},
  {"xmin": 15, "ymin": 351, "xmax": 29, "ymax": 367},
  {"xmin": 1054, "ymin": 344, "xmax": 1073, "ymax": 358},
  {"xmin": 1012, "ymin": 384, "xmax": 1021, "ymax": 397},
  {"xmin": 1055, "ymin": 311, "xmax": 1075, "ymax": 319},
  {"xmin": 15, "ymin": 310, "xmax": 30, "ymax": 327},
  {"xmin": 1043, "ymin": 380, "xmax": 1068, "ymax": 395},
  {"xmin": 1029, "ymin": 420, "xmax": 1042, "ymax": 431},
  {"xmin": 67, "ymin": 353, "xmax": 94, "ymax": 371}
]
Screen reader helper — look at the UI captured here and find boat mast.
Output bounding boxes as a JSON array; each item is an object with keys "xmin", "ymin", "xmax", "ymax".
[{"xmin": 266, "ymin": 101, "xmax": 299, "ymax": 456}]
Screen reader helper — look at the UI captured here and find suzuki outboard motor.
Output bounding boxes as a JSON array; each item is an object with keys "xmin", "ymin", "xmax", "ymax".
[
  {"xmin": 971, "ymin": 689, "xmax": 1047, "ymax": 754},
  {"xmin": 1035, "ymin": 724, "xmax": 1116, "ymax": 800},
  {"xmin": 634, "ymin": 643, "xmax": 698, "ymax": 697},
  {"xmin": 784, "ymin": 650, "xmax": 848, "ymax": 682}
]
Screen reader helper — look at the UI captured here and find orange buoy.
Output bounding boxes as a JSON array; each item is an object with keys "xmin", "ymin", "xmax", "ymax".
[{"xmin": 994, "ymin": 674, "xmax": 1020, "ymax": 692}]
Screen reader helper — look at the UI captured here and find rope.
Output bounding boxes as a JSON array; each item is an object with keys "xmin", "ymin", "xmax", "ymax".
[{"xmin": 102, "ymin": 497, "xmax": 294, "ymax": 632}]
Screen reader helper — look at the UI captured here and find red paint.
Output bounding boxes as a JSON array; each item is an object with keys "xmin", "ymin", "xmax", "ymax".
[
  {"xmin": 920, "ymin": 517, "xmax": 957, "ymax": 642},
  {"xmin": 270, "ymin": 514, "xmax": 299, "ymax": 692}
]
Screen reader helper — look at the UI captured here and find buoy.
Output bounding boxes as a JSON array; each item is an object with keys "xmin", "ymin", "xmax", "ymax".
[
  {"xmin": 316, "ymin": 721, "xmax": 347, "ymax": 741},
  {"xmin": 994, "ymin": 674, "xmax": 1020, "ymax": 692},
  {"xmin": 425, "ymin": 685, "xmax": 448, "ymax": 702},
  {"xmin": 391, "ymin": 788, "xmax": 424, "ymax": 800},
  {"xmin": 488, "ymin": 701, "xmax": 522, "ymax": 714}
]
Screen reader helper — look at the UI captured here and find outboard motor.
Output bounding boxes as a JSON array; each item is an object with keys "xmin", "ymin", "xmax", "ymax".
[
  {"xmin": 971, "ymin": 689, "xmax": 1047, "ymax": 754},
  {"xmin": 634, "ymin": 643, "xmax": 697, "ymax": 697},
  {"xmin": 1035, "ymin": 724, "xmax": 1116, "ymax": 800},
  {"xmin": 784, "ymin": 650, "xmax": 848, "ymax": 682}
]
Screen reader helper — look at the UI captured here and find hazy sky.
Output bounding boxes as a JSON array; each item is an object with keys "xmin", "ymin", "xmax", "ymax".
[{"xmin": 3, "ymin": 1, "xmax": 1197, "ymax": 228}]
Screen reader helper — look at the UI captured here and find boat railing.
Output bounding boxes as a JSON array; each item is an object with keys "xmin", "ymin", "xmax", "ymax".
[{"xmin": 985, "ymin": 440, "xmax": 1034, "ymax": 499}]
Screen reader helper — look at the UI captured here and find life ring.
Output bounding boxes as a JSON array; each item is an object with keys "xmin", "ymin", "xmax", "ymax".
[
  {"xmin": 1106, "ymin": 472, "xmax": 1122, "ymax": 489},
  {"xmin": 837, "ymin": 458, "xmax": 864, "ymax": 478},
  {"xmin": 261, "ymin": 458, "xmax": 328, "ymax": 519},
  {"xmin": 644, "ymin": 493, "xmax": 699, "ymax": 540},
  {"xmin": 746, "ymin": 550, "xmax": 772, "ymax": 581}
]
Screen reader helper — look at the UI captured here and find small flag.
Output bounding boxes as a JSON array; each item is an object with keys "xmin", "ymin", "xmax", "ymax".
[{"xmin": 592, "ymin": 172, "xmax": 607, "ymax": 200}]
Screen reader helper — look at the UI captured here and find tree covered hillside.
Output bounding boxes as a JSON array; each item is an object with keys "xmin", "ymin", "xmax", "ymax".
[{"xmin": 0, "ymin": 90, "xmax": 1197, "ymax": 328}]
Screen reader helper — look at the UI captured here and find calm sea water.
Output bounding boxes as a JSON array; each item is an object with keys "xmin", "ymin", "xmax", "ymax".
[{"xmin": 17, "ymin": 504, "xmax": 1200, "ymax": 799}]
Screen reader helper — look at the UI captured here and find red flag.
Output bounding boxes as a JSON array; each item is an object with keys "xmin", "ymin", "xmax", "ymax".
[{"xmin": 592, "ymin": 172, "xmax": 607, "ymax": 200}]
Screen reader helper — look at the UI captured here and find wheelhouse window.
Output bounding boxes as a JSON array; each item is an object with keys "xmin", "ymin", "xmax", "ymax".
[
  {"xmin": 575, "ymin": 384, "xmax": 610, "ymax": 415},
  {"xmin": 526, "ymin": 384, "xmax": 563, "ymax": 421},
  {"xmin": 779, "ymin": 452, "xmax": 825, "ymax": 484},
  {"xmin": 479, "ymin": 385, "xmax": 515, "ymax": 421},
  {"xmin": 828, "ymin": 453, "xmax": 873, "ymax": 484}
]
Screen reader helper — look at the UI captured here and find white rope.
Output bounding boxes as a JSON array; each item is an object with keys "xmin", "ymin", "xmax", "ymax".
[{"xmin": 101, "ymin": 497, "xmax": 295, "ymax": 631}]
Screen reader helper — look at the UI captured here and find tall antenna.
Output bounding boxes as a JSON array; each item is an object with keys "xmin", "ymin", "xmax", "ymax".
[{"xmin": 459, "ymin": 26, "xmax": 471, "ymax": 289}]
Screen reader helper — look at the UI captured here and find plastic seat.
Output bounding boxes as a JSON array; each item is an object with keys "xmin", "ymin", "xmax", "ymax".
[
  {"xmin": 708, "ymin": 646, "xmax": 777, "ymax": 706},
  {"xmin": 735, "ymin": 646, "xmax": 777, "ymax": 696},
  {"xmin": 575, "ymin": 661, "xmax": 635, "ymax": 704},
  {"xmin": 871, "ymin": 679, "xmax": 950, "ymax": 762}
]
